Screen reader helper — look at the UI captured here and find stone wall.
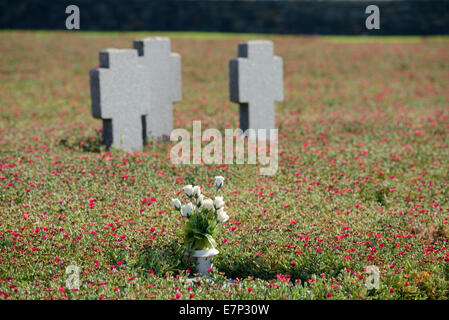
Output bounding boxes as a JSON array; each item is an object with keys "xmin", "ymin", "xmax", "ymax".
[{"xmin": 1, "ymin": 0, "xmax": 448, "ymax": 35}]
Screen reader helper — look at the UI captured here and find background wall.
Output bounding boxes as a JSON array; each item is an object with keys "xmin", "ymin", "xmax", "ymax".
[{"xmin": 1, "ymin": 0, "xmax": 448, "ymax": 35}]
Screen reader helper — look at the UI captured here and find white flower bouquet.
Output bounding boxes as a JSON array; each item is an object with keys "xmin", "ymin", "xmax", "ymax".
[{"xmin": 172, "ymin": 176, "xmax": 229, "ymax": 252}]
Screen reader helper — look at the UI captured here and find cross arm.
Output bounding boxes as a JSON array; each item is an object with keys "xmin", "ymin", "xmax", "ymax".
[{"xmin": 89, "ymin": 49, "xmax": 140, "ymax": 119}]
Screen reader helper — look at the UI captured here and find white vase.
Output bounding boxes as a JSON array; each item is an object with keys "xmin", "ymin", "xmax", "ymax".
[{"xmin": 193, "ymin": 248, "xmax": 219, "ymax": 276}]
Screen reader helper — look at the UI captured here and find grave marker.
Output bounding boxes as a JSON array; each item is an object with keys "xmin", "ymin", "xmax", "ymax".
[
  {"xmin": 229, "ymin": 40, "xmax": 283, "ymax": 140},
  {"xmin": 90, "ymin": 49, "xmax": 150, "ymax": 152},
  {"xmin": 90, "ymin": 37, "xmax": 182, "ymax": 151},
  {"xmin": 133, "ymin": 37, "xmax": 182, "ymax": 139}
]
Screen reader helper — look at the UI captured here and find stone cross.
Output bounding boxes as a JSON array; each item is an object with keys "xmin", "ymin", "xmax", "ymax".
[
  {"xmin": 90, "ymin": 49, "xmax": 150, "ymax": 152},
  {"xmin": 133, "ymin": 37, "xmax": 182, "ymax": 139},
  {"xmin": 90, "ymin": 37, "xmax": 182, "ymax": 152},
  {"xmin": 229, "ymin": 40, "xmax": 283, "ymax": 140}
]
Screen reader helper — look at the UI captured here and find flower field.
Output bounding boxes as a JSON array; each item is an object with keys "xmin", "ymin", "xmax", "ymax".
[{"xmin": 0, "ymin": 31, "xmax": 448, "ymax": 300}]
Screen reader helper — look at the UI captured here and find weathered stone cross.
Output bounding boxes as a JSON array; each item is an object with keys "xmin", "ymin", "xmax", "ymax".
[
  {"xmin": 90, "ymin": 49, "xmax": 150, "ymax": 152},
  {"xmin": 229, "ymin": 40, "xmax": 283, "ymax": 140},
  {"xmin": 133, "ymin": 37, "xmax": 182, "ymax": 139},
  {"xmin": 90, "ymin": 37, "xmax": 181, "ymax": 152}
]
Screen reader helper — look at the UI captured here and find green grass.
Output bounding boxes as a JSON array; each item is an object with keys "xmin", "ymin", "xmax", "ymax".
[
  {"xmin": 4, "ymin": 30, "xmax": 449, "ymax": 41},
  {"xmin": 322, "ymin": 35, "xmax": 449, "ymax": 43},
  {"xmin": 1, "ymin": 30, "xmax": 278, "ymax": 40},
  {"xmin": 0, "ymin": 31, "xmax": 448, "ymax": 300}
]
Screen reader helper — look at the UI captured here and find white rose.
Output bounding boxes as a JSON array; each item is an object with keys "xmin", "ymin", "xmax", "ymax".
[
  {"xmin": 183, "ymin": 185, "xmax": 193, "ymax": 196},
  {"xmin": 181, "ymin": 202, "xmax": 194, "ymax": 217},
  {"xmin": 172, "ymin": 198, "xmax": 181, "ymax": 210},
  {"xmin": 192, "ymin": 186, "xmax": 201, "ymax": 198},
  {"xmin": 214, "ymin": 196, "xmax": 225, "ymax": 209},
  {"xmin": 202, "ymin": 198, "xmax": 214, "ymax": 211},
  {"xmin": 217, "ymin": 208, "xmax": 229, "ymax": 223},
  {"xmin": 197, "ymin": 194, "xmax": 204, "ymax": 206},
  {"xmin": 215, "ymin": 176, "xmax": 224, "ymax": 189}
]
